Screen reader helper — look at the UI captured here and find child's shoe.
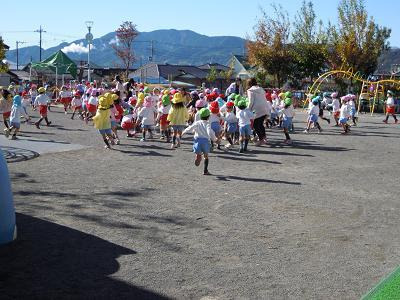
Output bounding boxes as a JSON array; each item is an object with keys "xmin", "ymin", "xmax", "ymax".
[{"xmin": 4, "ymin": 128, "xmax": 10, "ymax": 138}]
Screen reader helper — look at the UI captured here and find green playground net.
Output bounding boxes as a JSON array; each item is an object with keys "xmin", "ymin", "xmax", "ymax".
[{"xmin": 362, "ymin": 266, "xmax": 400, "ymax": 300}]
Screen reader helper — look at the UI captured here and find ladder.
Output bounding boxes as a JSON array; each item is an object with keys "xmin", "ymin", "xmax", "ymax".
[
  {"xmin": 370, "ymin": 83, "xmax": 385, "ymax": 116},
  {"xmin": 358, "ymin": 81, "xmax": 370, "ymax": 114}
]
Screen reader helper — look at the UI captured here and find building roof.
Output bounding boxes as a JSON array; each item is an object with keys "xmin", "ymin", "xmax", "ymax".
[
  {"xmin": 198, "ymin": 63, "xmax": 229, "ymax": 71},
  {"xmin": 72, "ymin": 60, "xmax": 103, "ymax": 69},
  {"xmin": 159, "ymin": 64, "xmax": 208, "ymax": 79},
  {"xmin": 232, "ymin": 55, "xmax": 251, "ymax": 69},
  {"xmin": 8, "ymin": 70, "xmax": 35, "ymax": 81},
  {"xmin": 130, "ymin": 63, "xmax": 209, "ymax": 80},
  {"xmin": 2, "ymin": 41, "xmax": 10, "ymax": 50}
]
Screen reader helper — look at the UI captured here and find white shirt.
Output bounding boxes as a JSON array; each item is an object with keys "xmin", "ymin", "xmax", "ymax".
[
  {"xmin": 71, "ymin": 97, "xmax": 82, "ymax": 107},
  {"xmin": 10, "ymin": 105, "xmax": 28, "ymax": 124},
  {"xmin": 236, "ymin": 108, "xmax": 254, "ymax": 127},
  {"xmin": 340, "ymin": 104, "xmax": 351, "ymax": 119},
  {"xmin": 386, "ymin": 97, "xmax": 395, "ymax": 106},
  {"xmin": 224, "ymin": 111, "xmax": 238, "ymax": 124},
  {"xmin": 22, "ymin": 97, "xmax": 31, "ymax": 108},
  {"xmin": 194, "ymin": 111, "xmax": 201, "ymax": 122},
  {"xmin": 247, "ymin": 86, "xmax": 268, "ymax": 118},
  {"xmin": 183, "ymin": 120, "xmax": 216, "ymax": 141},
  {"xmin": 116, "ymin": 81, "xmax": 125, "ymax": 99},
  {"xmin": 332, "ymin": 99, "xmax": 340, "ymax": 112},
  {"xmin": 151, "ymin": 95, "xmax": 159, "ymax": 107},
  {"xmin": 158, "ymin": 104, "xmax": 171, "ymax": 115},
  {"xmin": 309, "ymin": 105, "xmax": 319, "ymax": 116},
  {"xmin": 209, "ymin": 113, "xmax": 222, "ymax": 124},
  {"xmin": 265, "ymin": 101, "xmax": 272, "ymax": 115},
  {"xmin": 121, "ymin": 114, "xmax": 135, "ymax": 125},
  {"xmin": 348, "ymin": 100, "xmax": 356, "ymax": 109},
  {"xmin": 29, "ymin": 90, "xmax": 37, "ymax": 98},
  {"xmin": 34, "ymin": 94, "xmax": 50, "ymax": 106},
  {"xmin": 138, "ymin": 106, "xmax": 157, "ymax": 125},
  {"xmin": 60, "ymin": 90, "xmax": 72, "ymax": 98},
  {"xmin": 282, "ymin": 105, "xmax": 295, "ymax": 118},
  {"xmin": 88, "ymin": 96, "xmax": 98, "ymax": 106}
]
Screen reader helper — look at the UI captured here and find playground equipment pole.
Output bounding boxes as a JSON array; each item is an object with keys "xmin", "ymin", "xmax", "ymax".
[{"xmin": 0, "ymin": 150, "xmax": 17, "ymax": 245}]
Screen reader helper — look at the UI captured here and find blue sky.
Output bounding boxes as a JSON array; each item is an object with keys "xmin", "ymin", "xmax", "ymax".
[{"xmin": 1, "ymin": 0, "xmax": 399, "ymax": 50}]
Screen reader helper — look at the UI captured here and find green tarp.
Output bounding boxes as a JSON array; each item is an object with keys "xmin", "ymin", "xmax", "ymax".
[{"xmin": 31, "ymin": 50, "xmax": 77, "ymax": 78}]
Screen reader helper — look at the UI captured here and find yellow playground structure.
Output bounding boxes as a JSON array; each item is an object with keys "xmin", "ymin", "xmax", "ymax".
[{"xmin": 307, "ymin": 66, "xmax": 400, "ymax": 115}]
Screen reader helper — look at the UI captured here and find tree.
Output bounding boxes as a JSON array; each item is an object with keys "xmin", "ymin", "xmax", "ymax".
[
  {"xmin": 206, "ymin": 66, "xmax": 218, "ymax": 83},
  {"xmin": 219, "ymin": 61, "xmax": 235, "ymax": 82},
  {"xmin": 111, "ymin": 21, "xmax": 139, "ymax": 78},
  {"xmin": 327, "ymin": 0, "xmax": 391, "ymax": 77},
  {"xmin": 247, "ymin": 4, "xmax": 293, "ymax": 87},
  {"xmin": 291, "ymin": 1, "xmax": 328, "ymax": 82},
  {"xmin": 0, "ymin": 37, "xmax": 9, "ymax": 73}
]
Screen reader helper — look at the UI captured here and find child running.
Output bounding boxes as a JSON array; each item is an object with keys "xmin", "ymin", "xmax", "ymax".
[
  {"xmin": 281, "ymin": 95, "xmax": 295, "ymax": 144},
  {"xmin": 339, "ymin": 96, "xmax": 351, "ymax": 134},
  {"xmin": 34, "ymin": 87, "xmax": 52, "ymax": 129},
  {"xmin": 21, "ymin": 91, "xmax": 32, "ymax": 121},
  {"xmin": 0, "ymin": 89, "xmax": 13, "ymax": 131},
  {"xmin": 348, "ymin": 94, "xmax": 357, "ymax": 126},
  {"xmin": 331, "ymin": 92, "xmax": 340, "ymax": 126},
  {"xmin": 5, "ymin": 95, "xmax": 29, "ymax": 139},
  {"xmin": 167, "ymin": 92, "xmax": 189, "ymax": 149},
  {"xmin": 304, "ymin": 96, "xmax": 322, "ymax": 133},
  {"xmin": 158, "ymin": 94, "xmax": 172, "ymax": 142},
  {"xmin": 92, "ymin": 93, "xmax": 115, "ymax": 149},
  {"xmin": 71, "ymin": 91, "xmax": 84, "ymax": 120},
  {"xmin": 59, "ymin": 85, "xmax": 72, "ymax": 114},
  {"xmin": 138, "ymin": 96, "xmax": 157, "ymax": 142},
  {"xmin": 383, "ymin": 90, "xmax": 398, "ymax": 124},
  {"xmin": 236, "ymin": 99, "xmax": 254, "ymax": 153},
  {"xmin": 121, "ymin": 108, "xmax": 137, "ymax": 138},
  {"xmin": 209, "ymin": 101, "xmax": 223, "ymax": 150},
  {"xmin": 182, "ymin": 108, "xmax": 216, "ymax": 175},
  {"xmin": 223, "ymin": 101, "xmax": 238, "ymax": 149}
]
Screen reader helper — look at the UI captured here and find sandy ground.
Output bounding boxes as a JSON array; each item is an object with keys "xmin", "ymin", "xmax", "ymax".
[{"xmin": 0, "ymin": 105, "xmax": 399, "ymax": 299}]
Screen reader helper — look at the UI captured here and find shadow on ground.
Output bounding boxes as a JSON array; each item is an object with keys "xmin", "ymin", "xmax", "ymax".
[
  {"xmin": 215, "ymin": 175, "xmax": 301, "ymax": 185},
  {"xmin": 0, "ymin": 213, "xmax": 170, "ymax": 299}
]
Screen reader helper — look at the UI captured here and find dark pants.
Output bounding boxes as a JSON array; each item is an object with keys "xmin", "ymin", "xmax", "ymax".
[{"xmin": 253, "ymin": 115, "xmax": 266, "ymax": 140}]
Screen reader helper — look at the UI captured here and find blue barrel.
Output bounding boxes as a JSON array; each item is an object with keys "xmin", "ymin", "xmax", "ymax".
[{"xmin": 0, "ymin": 149, "xmax": 16, "ymax": 244}]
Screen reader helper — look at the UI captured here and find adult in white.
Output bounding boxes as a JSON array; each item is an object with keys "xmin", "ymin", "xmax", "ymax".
[
  {"xmin": 247, "ymin": 78, "xmax": 268, "ymax": 145},
  {"xmin": 225, "ymin": 77, "xmax": 244, "ymax": 96},
  {"xmin": 114, "ymin": 75, "xmax": 126, "ymax": 100}
]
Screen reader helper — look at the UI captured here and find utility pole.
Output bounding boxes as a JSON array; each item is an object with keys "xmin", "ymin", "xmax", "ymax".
[
  {"xmin": 85, "ymin": 21, "xmax": 94, "ymax": 82},
  {"xmin": 16, "ymin": 41, "xmax": 26, "ymax": 70},
  {"xmin": 149, "ymin": 40, "xmax": 154, "ymax": 62},
  {"xmin": 34, "ymin": 25, "xmax": 46, "ymax": 61}
]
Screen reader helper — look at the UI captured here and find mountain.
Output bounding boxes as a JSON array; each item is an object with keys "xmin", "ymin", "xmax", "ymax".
[
  {"xmin": 6, "ymin": 29, "xmax": 247, "ymax": 68},
  {"xmin": 376, "ymin": 48, "xmax": 400, "ymax": 73}
]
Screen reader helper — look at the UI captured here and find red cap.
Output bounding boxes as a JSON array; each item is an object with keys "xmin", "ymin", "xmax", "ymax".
[
  {"xmin": 210, "ymin": 101, "xmax": 219, "ymax": 109},
  {"xmin": 75, "ymin": 91, "xmax": 81, "ymax": 97},
  {"xmin": 21, "ymin": 91, "xmax": 28, "ymax": 97},
  {"xmin": 226, "ymin": 101, "xmax": 234, "ymax": 108}
]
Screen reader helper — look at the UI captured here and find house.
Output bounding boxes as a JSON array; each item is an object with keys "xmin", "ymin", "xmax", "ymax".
[
  {"xmin": 73, "ymin": 60, "xmax": 135, "ymax": 82},
  {"xmin": 129, "ymin": 63, "xmax": 234, "ymax": 90},
  {"xmin": 227, "ymin": 55, "xmax": 252, "ymax": 80},
  {"xmin": 197, "ymin": 63, "xmax": 230, "ymax": 73},
  {"xmin": 0, "ymin": 40, "xmax": 12, "ymax": 86},
  {"xmin": 129, "ymin": 63, "xmax": 209, "ymax": 87}
]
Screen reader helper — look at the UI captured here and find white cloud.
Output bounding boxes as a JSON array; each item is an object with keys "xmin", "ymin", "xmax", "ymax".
[
  {"xmin": 109, "ymin": 37, "xmax": 119, "ymax": 45},
  {"xmin": 61, "ymin": 42, "xmax": 95, "ymax": 54}
]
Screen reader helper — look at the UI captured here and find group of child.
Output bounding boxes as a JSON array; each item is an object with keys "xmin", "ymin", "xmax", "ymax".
[{"xmin": 1, "ymin": 81, "xmax": 398, "ymax": 175}]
